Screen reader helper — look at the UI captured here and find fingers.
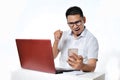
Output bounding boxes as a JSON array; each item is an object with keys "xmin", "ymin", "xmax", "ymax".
[
  {"xmin": 69, "ymin": 53, "xmax": 83, "ymax": 60},
  {"xmin": 67, "ymin": 54, "xmax": 84, "ymax": 70},
  {"xmin": 68, "ymin": 54, "xmax": 77, "ymax": 62},
  {"xmin": 69, "ymin": 53, "xmax": 78, "ymax": 59},
  {"xmin": 67, "ymin": 60, "xmax": 74, "ymax": 66},
  {"xmin": 67, "ymin": 56, "xmax": 76, "ymax": 66},
  {"xmin": 54, "ymin": 29, "xmax": 63, "ymax": 41},
  {"xmin": 77, "ymin": 55, "xmax": 83, "ymax": 61},
  {"xmin": 68, "ymin": 54, "xmax": 83, "ymax": 63}
]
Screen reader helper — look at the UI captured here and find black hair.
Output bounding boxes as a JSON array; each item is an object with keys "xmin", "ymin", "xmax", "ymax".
[{"xmin": 66, "ymin": 6, "xmax": 84, "ymax": 18}]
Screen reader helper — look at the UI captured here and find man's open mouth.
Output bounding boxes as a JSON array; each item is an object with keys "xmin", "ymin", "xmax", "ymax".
[{"xmin": 74, "ymin": 28, "xmax": 80, "ymax": 31}]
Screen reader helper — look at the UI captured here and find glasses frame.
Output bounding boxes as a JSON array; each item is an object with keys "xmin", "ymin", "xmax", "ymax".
[{"xmin": 68, "ymin": 20, "xmax": 82, "ymax": 27}]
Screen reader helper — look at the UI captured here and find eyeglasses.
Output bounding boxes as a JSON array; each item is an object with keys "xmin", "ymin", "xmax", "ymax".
[{"xmin": 68, "ymin": 20, "xmax": 82, "ymax": 27}]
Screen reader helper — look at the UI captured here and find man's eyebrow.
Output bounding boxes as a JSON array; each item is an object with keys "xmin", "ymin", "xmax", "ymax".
[{"xmin": 68, "ymin": 20, "xmax": 81, "ymax": 24}]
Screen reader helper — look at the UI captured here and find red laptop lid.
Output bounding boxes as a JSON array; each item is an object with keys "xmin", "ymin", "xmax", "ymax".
[{"xmin": 16, "ymin": 39, "xmax": 56, "ymax": 74}]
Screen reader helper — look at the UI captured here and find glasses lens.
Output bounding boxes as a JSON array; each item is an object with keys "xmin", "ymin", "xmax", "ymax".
[
  {"xmin": 68, "ymin": 20, "xmax": 81, "ymax": 27},
  {"xmin": 68, "ymin": 23, "xmax": 74, "ymax": 27},
  {"xmin": 76, "ymin": 21, "xmax": 81, "ymax": 26}
]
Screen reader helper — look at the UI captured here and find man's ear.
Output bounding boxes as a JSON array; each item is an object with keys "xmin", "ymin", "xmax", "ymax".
[{"xmin": 83, "ymin": 16, "xmax": 86, "ymax": 23}]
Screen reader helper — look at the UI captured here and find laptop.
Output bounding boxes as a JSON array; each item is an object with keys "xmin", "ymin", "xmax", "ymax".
[{"xmin": 15, "ymin": 39, "xmax": 75, "ymax": 74}]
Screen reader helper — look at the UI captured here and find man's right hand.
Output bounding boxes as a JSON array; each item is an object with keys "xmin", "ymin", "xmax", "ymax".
[{"xmin": 54, "ymin": 30, "xmax": 63, "ymax": 41}]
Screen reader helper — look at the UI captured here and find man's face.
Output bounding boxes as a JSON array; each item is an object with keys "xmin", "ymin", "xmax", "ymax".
[{"xmin": 67, "ymin": 14, "xmax": 85, "ymax": 37}]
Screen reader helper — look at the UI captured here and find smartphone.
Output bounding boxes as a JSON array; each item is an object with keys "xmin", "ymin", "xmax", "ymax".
[{"xmin": 68, "ymin": 48, "xmax": 78, "ymax": 56}]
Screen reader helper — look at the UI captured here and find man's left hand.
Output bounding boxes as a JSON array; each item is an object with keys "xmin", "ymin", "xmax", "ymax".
[{"xmin": 67, "ymin": 53, "xmax": 84, "ymax": 70}]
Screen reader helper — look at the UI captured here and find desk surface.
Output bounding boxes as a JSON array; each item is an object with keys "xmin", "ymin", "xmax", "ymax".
[{"xmin": 11, "ymin": 69, "xmax": 105, "ymax": 80}]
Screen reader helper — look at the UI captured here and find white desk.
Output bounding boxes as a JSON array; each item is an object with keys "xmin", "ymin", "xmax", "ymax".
[{"xmin": 11, "ymin": 69, "xmax": 105, "ymax": 80}]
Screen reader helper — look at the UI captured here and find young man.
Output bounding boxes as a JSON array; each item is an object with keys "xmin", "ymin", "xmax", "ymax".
[{"xmin": 53, "ymin": 6, "xmax": 99, "ymax": 72}]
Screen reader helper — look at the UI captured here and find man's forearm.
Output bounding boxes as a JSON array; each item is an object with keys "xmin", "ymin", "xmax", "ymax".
[
  {"xmin": 52, "ymin": 40, "xmax": 59, "ymax": 59},
  {"xmin": 81, "ymin": 63, "xmax": 96, "ymax": 72}
]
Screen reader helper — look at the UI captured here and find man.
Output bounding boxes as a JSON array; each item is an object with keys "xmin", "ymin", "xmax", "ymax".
[{"xmin": 52, "ymin": 6, "xmax": 99, "ymax": 72}]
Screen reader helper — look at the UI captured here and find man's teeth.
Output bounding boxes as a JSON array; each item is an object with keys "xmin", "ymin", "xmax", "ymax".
[{"xmin": 75, "ymin": 28, "xmax": 80, "ymax": 31}]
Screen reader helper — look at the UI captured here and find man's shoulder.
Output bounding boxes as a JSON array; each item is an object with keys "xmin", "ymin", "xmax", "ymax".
[
  {"xmin": 85, "ymin": 29, "xmax": 98, "ymax": 41},
  {"xmin": 86, "ymin": 29, "xmax": 96, "ymax": 38}
]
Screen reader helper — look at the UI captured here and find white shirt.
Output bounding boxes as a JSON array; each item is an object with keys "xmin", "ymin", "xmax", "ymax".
[{"xmin": 58, "ymin": 28, "xmax": 99, "ymax": 69}]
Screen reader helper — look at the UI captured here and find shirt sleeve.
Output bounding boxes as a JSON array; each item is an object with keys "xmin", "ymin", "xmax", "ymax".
[{"xmin": 87, "ymin": 36, "xmax": 99, "ymax": 59}]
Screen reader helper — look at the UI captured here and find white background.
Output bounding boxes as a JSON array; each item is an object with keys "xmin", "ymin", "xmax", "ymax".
[{"xmin": 0, "ymin": 0, "xmax": 120, "ymax": 80}]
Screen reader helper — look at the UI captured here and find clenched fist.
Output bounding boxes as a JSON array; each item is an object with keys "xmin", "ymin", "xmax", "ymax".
[{"xmin": 54, "ymin": 30, "xmax": 63, "ymax": 41}]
